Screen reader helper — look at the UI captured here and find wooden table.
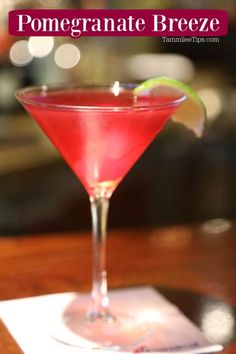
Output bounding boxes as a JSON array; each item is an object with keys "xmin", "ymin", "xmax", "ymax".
[{"xmin": 0, "ymin": 223, "xmax": 236, "ymax": 353}]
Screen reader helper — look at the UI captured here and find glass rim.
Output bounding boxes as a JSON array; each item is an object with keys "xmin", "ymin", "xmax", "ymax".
[{"xmin": 15, "ymin": 82, "xmax": 186, "ymax": 112}]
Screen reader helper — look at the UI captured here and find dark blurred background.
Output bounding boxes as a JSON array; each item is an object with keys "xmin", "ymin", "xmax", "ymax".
[{"xmin": 0, "ymin": 0, "xmax": 236, "ymax": 235}]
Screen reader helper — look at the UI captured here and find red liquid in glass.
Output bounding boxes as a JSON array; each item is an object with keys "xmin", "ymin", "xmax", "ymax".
[{"xmin": 23, "ymin": 88, "xmax": 181, "ymax": 196}]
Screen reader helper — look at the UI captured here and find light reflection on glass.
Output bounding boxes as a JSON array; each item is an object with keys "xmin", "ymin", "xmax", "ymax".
[{"xmin": 112, "ymin": 81, "xmax": 120, "ymax": 97}]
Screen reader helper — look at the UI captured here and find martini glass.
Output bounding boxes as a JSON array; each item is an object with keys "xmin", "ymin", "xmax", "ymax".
[{"xmin": 16, "ymin": 83, "xmax": 185, "ymax": 350}]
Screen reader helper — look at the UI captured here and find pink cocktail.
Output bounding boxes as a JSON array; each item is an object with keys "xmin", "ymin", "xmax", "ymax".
[{"xmin": 16, "ymin": 83, "xmax": 185, "ymax": 349}]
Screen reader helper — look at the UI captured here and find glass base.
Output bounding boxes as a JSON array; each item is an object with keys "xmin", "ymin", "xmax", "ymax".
[{"xmin": 51, "ymin": 298, "xmax": 153, "ymax": 350}]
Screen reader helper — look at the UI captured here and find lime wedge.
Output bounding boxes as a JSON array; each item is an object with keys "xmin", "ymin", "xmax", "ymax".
[{"xmin": 134, "ymin": 76, "xmax": 206, "ymax": 137}]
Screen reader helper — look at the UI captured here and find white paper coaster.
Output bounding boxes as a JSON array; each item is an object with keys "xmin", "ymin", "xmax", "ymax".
[{"xmin": 0, "ymin": 287, "xmax": 223, "ymax": 354}]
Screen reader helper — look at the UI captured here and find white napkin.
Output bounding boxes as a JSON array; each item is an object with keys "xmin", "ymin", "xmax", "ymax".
[{"xmin": 0, "ymin": 286, "xmax": 223, "ymax": 354}]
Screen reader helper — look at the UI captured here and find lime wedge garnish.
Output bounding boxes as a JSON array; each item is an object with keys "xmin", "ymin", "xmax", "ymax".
[{"xmin": 134, "ymin": 76, "xmax": 206, "ymax": 137}]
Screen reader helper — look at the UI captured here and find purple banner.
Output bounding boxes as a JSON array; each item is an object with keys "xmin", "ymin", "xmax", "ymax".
[{"xmin": 9, "ymin": 9, "xmax": 228, "ymax": 38}]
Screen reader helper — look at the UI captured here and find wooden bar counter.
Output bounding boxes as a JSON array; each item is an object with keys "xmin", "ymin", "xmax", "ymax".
[{"xmin": 0, "ymin": 222, "xmax": 236, "ymax": 353}]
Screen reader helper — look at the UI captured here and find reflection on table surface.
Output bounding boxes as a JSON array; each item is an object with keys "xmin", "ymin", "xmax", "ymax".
[{"xmin": 0, "ymin": 223, "xmax": 236, "ymax": 353}]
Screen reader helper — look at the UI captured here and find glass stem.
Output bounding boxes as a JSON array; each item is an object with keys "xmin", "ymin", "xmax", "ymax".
[{"xmin": 88, "ymin": 195, "xmax": 112, "ymax": 321}]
